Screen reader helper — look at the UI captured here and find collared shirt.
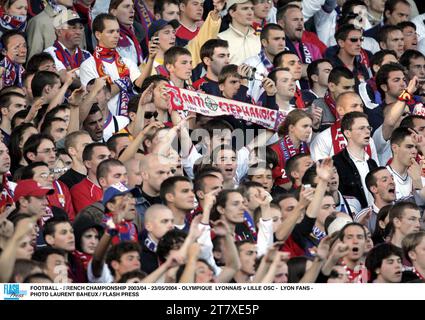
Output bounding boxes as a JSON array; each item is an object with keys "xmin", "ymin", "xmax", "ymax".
[{"xmin": 347, "ymin": 148, "xmax": 374, "ymax": 206}]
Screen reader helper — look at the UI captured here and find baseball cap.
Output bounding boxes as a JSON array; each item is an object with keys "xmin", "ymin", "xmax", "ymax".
[
  {"xmin": 13, "ymin": 179, "xmax": 54, "ymax": 202},
  {"xmin": 148, "ymin": 19, "xmax": 179, "ymax": 40},
  {"xmin": 53, "ymin": 8, "xmax": 83, "ymax": 29},
  {"xmin": 226, "ymin": 0, "xmax": 250, "ymax": 10},
  {"xmin": 102, "ymin": 183, "xmax": 142, "ymax": 206}
]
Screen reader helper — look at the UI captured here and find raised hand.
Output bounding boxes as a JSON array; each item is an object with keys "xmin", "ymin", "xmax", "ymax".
[
  {"xmin": 203, "ymin": 189, "xmax": 219, "ymax": 211},
  {"xmin": 141, "ymin": 121, "xmax": 164, "ymax": 136},
  {"xmin": 408, "ymin": 157, "xmax": 422, "ymax": 180},
  {"xmin": 211, "ymin": 219, "xmax": 231, "ymax": 237},
  {"xmin": 64, "ymin": 68, "xmax": 79, "ymax": 85},
  {"xmin": 140, "ymin": 83, "xmax": 154, "ymax": 106},
  {"xmin": 148, "ymin": 38, "xmax": 159, "ymax": 60},
  {"xmin": 407, "ymin": 76, "xmax": 419, "ymax": 95},
  {"xmin": 262, "ymin": 77, "xmax": 277, "ymax": 96},
  {"xmin": 316, "ymin": 236, "xmax": 331, "ymax": 261},
  {"xmin": 188, "ymin": 214, "xmax": 203, "ymax": 241},
  {"xmin": 238, "ymin": 64, "xmax": 251, "ymax": 79},
  {"xmin": 68, "ymin": 86, "xmax": 86, "ymax": 106},
  {"xmin": 329, "ymin": 242, "xmax": 350, "ymax": 263},
  {"xmin": 311, "ymin": 104, "xmax": 323, "ymax": 130},
  {"xmin": 299, "ymin": 185, "xmax": 314, "ymax": 209},
  {"xmin": 316, "ymin": 158, "xmax": 334, "ymax": 182}
]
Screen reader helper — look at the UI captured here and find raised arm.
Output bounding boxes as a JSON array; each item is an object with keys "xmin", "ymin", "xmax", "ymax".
[
  {"xmin": 382, "ymin": 77, "xmax": 418, "ymax": 140},
  {"xmin": 274, "ymin": 187, "xmax": 314, "ymax": 241}
]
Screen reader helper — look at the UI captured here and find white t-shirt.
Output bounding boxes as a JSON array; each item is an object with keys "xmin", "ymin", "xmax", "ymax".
[
  {"xmin": 310, "ymin": 127, "xmax": 380, "ymax": 165},
  {"xmin": 372, "ymin": 125, "xmax": 392, "ymax": 166},
  {"xmin": 103, "ymin": 114, "xmax": 129, "ymax": 142},
  {"xmin": 386, "ymin": 165, "xmax": 413, "ymax": 200},
  {"xmin": 116, "ymin": 37, "xmax": 142, "ymax": 67},
  {"xmin": 87, "ymin": 260, "xmax": 113, "ymax": 283},
  {"xmin": 80, "ymin": 55, "xmax": 141, "ymax": 116}
]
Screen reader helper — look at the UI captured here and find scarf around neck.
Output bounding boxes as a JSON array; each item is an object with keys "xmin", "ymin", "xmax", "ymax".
[
  {"xmin": 0, "ymin": 55, "xmax": 24, "ymax": 88},
  {"xmin": 0, "ymin": 13, "xmax": 26, "ymax": 33},
  {"xmin": 118, "ymin": 23, "xmax": 143, "ymax": 65}
]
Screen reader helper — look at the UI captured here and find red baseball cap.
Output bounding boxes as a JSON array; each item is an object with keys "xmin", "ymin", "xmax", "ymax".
[{"xmin": 13, "ymin": 179, "xmax": 55, "ymax": 202}]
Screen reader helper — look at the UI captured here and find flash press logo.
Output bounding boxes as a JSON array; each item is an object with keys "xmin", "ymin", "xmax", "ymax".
[{"xmin": 3, "ymin": 284, "xmax": 27, "ymax": 300}]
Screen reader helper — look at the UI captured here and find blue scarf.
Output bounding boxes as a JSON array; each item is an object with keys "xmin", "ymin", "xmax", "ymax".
[{"xmin": 259, "ymin": 49, "xmax": 274, "ymax": 73}]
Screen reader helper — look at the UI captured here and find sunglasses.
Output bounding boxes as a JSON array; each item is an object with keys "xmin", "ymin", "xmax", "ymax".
[
  {"xmin": 348, "ymin": 37, "xmax": 364, "ymax": 43},
  {"xmin": 144, "ymin": 111, "xmax": 158, "ymax": 119}
]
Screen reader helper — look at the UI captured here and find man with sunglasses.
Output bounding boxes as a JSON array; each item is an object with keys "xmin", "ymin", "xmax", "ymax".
[{"xmin": 329, "ymin": 24, "xmax": 372, "ymax": 83}]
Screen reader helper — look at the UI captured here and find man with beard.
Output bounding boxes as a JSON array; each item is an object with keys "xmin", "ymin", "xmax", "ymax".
[
  {"xmin": 277, "ymin": 4, "xmax": 323, "ymax": 89},
  {"xmin": 337, "ymin": 222, "xmax": 368, "ymax": 283},
  {"xmin": 361, "ymin": 167, "xmax": 397, "ymax": 233},
  {"xmin": 333, "ymin": 112, "xmax": 378, "ymax": 209}
]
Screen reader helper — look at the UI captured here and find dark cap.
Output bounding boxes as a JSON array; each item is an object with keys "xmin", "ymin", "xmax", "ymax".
[{"xmin": 148, "ymin": 19, "xmax": 179, "ymax": 40}]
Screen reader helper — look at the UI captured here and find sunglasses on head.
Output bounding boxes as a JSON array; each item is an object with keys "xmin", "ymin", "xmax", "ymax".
[{"xmin": 144, "ymin": 111, "xmax": 158, "ymax": 119}]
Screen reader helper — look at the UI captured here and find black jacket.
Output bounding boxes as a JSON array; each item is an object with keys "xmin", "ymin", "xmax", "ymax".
[{"xmin": 333, "ymin": 148, "xmax": 378, "ymax": 208}]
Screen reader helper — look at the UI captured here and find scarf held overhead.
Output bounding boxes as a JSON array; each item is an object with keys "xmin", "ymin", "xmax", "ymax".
[{"xmin": 167, "ymin": 85, "xmax": 286, "ymax": 131}]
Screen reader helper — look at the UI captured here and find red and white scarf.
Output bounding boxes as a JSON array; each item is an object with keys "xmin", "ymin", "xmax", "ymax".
[
  {"xmin": 324, "ymin": 90, "xmax": 338, "ymax": 119},
  {"xmin": 93, "ymin": 45, "xmax": 131, "ymax": 115},
  {"xmin": 279, "ymin": 135, "xmax": 309, "ymax": 161}
]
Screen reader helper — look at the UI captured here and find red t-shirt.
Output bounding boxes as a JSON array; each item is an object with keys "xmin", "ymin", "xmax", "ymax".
[
  {"xmin": 70, "ymin": 178, "xmax": 103, "ymax": 214},
  {"xmin": 176, "ymin": 23, "xmax": 201, "ymax": 42},
  {"xmin": 48, "ymin": 180, "xmax": 76, "ymax": 221},
  {"xmin": 271, "ymin": 139, "xmax": 310, "ymax": 186}
]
